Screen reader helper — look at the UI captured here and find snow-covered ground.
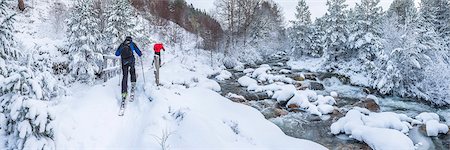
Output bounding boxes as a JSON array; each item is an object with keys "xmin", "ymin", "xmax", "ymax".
[
  {"xmin": 7, "ymin": 0, "xmax": 448, "ymax": 149},
  {"xmin": 7, "ymin": 0, "xmax": 327, "ymax": 149},
  {"xmin": 53, "ymin": 55, "xmax": 326, "ymax": 149}
]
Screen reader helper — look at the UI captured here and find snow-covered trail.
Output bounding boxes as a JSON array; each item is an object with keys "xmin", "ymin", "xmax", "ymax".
[{"xmin": 54, "ymin": 60, "xmax": 159, "ymax": 149}]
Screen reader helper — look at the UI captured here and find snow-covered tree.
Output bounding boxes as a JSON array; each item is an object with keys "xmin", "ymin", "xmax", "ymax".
[
  {"xmin": 248, "ymin": 1, "xmax": 285, "ymax": 58},
  {"xmin": 420, "ymin": 0, "xmax": 450, "ymax": 49},
  {"xmin": 387, "ymin": 0, "xmax": 417, "ymax": 27},
  {"xmin": 0, "ymin": 0, "xmax": 18, "ymax": 61},
  {"xmin": 422, "ymin": 61, "xmax": 450, "ymax": 105},
  {"xmin": 309, "ymin": 18, "xmax": 326, "ymax": 57},
  {"xmin": 434, "ymin": 0, "xmax": 450, "ymax": 48},
  {"xmin": 371, "ymin": 30, "xmax": 430, "ymax": 100},
  {"xmin": 1, "ymin": 1, "xmax": 60, "ymax": 149},
  {"xmin": 1, "ymin": 65, "xmax": 58, "ymax": 150},
  {"xmin": 66, "ymin": 0, "xmax": 102, "ymax": 84},
  {"xmin": 104, "ymin": 0, "xmax": 136, "ymax": 48},
  {"xmin": 347, "ymin": 0, "xmax": 383, "ymax": 70},
  {"xmin": 289, "ymin": 0, "xmax": 314, "ymax": 58},
  {"xmin": 418, "ymin": 0, "xmax": 447, "ymax": 60},
  {"xmin": 372, "ymin": 2, "xmax": 445, "ymax": 103},
  {"xmin": 321, "ymin": 0, "xmax": 349, "ymax": 64}
]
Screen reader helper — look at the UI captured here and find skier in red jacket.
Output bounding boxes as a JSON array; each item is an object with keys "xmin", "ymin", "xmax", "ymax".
[{"xmin": 153, "ymin": 42, "xmax": 165, "ymax": 65}]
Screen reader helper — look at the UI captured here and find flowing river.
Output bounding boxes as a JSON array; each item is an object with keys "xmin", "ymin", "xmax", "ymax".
[{"xmin": 216, "ymin": 56, "xmax": 450, "ymax": 150}]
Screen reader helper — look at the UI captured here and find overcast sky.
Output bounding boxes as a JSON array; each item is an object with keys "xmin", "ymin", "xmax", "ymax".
[{"xmin": 185, "ymin": 0, "xmax": 420, "ymax": 22}]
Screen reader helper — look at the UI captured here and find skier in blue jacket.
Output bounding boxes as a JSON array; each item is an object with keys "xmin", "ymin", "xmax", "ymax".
[{"xmin": 115, "ymin": 36, "xmax": 142, "ymax": 103}]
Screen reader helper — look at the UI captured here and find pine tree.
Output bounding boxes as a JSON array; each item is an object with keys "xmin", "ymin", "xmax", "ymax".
[
  {"xmin": 294, "ymin": 0, "xmax": 311, "ymax": 24},
  {"xmin": 310, "ymin": 17, "xmax": 326, "ymax": 57},
  {"xmin": 347, "ymin": 0, "xmax": 383, "ymax": 69},
  {"xmin": 0, "ymin": 0, "xmax": 19, "ymax": 61},
  {"xmin": 387, "ymin": 0, "xmax": 417, "ymax": 27},
  {"xmin": 1, "ymin": 1, "xmax": 58, "ymax": 149},
  {"xmin": 289, "ymin": 0, "xmax": 314, "ymax": 58},
  {"xmin": 418, "ymin": 0, "xmax": 447, "ymax": 60},
  {"xmin": 248, "ymin": 1, "xmax": 285, "ymax": 58},
  {"xmin": 104, "ymin": 0, "xmax": 136, "ymax": 48},
  {"xmin": 372, "ymin": 1, "xmax": 445, "ymax": 103},
  {"xmin": 66, "ymin": 0, "xmax": 102, "ymax": 84},
  {"xmin": 434, "ymin": 0, "xmax": 450, "ymax": 48},
  {"xmin": 322, "ymin": 0, "xmax": 349, "ymax": 65}
]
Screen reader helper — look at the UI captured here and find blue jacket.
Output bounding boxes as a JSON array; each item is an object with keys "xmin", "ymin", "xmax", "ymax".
[{"xmin": 115, "ymin": 41, "xmax": 142, "ymax": 58}]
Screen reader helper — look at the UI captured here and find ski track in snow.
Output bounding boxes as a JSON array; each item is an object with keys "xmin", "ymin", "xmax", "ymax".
[
  {"xmin": 52, "ymin": 58, "xmax": 327, "ymax": 149},
  {"xmin": 54, "ymin": 61, "xmax": 158, "ymax": 149}
]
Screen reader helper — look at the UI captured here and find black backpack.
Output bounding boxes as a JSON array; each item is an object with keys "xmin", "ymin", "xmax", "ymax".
[{"xmin": 121, "ymin": 42, "xmax": 134, "ymax": 60}]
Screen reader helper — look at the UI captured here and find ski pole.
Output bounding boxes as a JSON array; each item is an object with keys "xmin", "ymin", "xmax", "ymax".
[
  {"xmin": 119, "ymin": 59, "xmax": 122, "ymax": 87},
  {"xmin": 140, "ymin": 57, "xmax": 146, "ymax": 86}
]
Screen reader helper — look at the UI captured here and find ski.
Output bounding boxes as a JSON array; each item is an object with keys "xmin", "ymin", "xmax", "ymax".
[
  {"xmin": 130, "ymin": 93, "xmax": 135, "ymax": 102},
  {"xmin": 118, "ymin": 97, "xmax": 126, "ymax": 116},
  {"xmin": 130, "ymin": 84, "xmax": 136, "ymax": 102}
]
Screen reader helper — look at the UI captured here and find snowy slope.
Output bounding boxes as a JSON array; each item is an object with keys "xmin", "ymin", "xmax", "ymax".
[
  {"xmin": 7, "ymin": 0, "xmax": 327, "ymax": 149},
  {"xmin": 53, "ymin": 56, "xmax": 326, "ymax": 149}
]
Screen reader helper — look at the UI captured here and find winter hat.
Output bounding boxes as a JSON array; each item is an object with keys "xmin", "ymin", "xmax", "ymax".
[{"xmin": 125, "ymin": 36, "xmax": 132, "ymax": 41}]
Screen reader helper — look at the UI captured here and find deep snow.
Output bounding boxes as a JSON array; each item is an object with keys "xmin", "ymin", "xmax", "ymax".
[
  {"xmin": 53, "ymin": 56, "xmax": 327, "ymax": 149},
  {"xmin": 9, "ymin": 0, "xmax": 327, "ymax": 149}
]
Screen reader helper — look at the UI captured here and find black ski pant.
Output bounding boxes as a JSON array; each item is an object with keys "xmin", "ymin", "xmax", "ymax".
[
  {"xmin": 155, "ymin": 52, "xmax": 161, "ymax": 65},
  {"xmin": 121, "ymin": 59, "xmax": 136, "ymax": 94}
]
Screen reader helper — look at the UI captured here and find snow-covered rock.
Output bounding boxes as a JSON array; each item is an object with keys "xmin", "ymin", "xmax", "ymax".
[
  {"xmin": 251, "ymin": 65, "xmax": 271, "ymax": 78},
  {"xmin": 225, "ymin": 93, "xmax": 247, "ymax": 103},
  {"xmin": 300, "ymin": 90, "xmax": 318, "ymax": 102},
  {"xmin": 215, "ymin": 70, "xmax": 232, "ymax": 81},
  {"xmin": 362, "ymin": 112, "xmax": 410, "ymax": 133},
  {"xmin": 330, "ymin": 91, "xmax": 338, "ymax": 98},
  {"xmin": 238, "ymin": 76, "xmax": 257, "ymax": 87},
  {"xmin": 425, "ymin": 120, "xmax": 449, "ymax": 136},
  {"xmin": 308, "ymin": 104, "xmax": 322, "ymax": 116},
  {"xmin": 315, "ymin": 95, "xmax": 336, "ymax": 105},
  {"xmin": 286, "ymin": 93, "xmax": 310, "ymax": 109},
  {"xmin": 415, "ymin": 112, "xmax": 440, "ymax": 123},
  {"xmin": 272, "ymin": 87, "xmax": 296, "ymax": 103},
  {"xmin": 366, "ymin": 95, "xmax": 379, "ymax": 104},
  {"xmin": 331, "ymin": 109, "xmax": 365, "ymax": 135},
  {"xmin": 243, "ymin": 68, "xmax": 255, "ymax": 74},
  {"xmin": 317, "ymin": 104, "xmax": 334, "ymax": 115},
  {"xmin": 351, "ymin": 126, "xmax": 415, "ymax": 150},
  {"xmin": 331, "ymin": 109, "xmax": 415, "ymax": 150},
  {"xmin": 279, "ymin": 69, "xmax": 292, "ymax": 74}
]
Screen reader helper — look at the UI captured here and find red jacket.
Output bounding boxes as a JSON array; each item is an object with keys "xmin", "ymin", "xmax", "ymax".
[{"xmin": 153, "ymin": 43, "xmax": 165, "ymax": 53}]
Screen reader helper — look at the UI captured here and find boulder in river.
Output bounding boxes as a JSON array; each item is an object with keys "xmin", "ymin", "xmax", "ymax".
[
  {"xmin": 362, "ymin": 88, "xmax": 378, "ymax": 95},
  {"xmin": 318, "ymin": 72, "xmax": 350, "ymax": 84},
  {"xmin": 261, "ymin": 107, "xmax": 289, "ymax": 119},
  {"xmin": 304, "ymin": 73, "xmax": 317, "ymax": 80},
  {"xmin": 225, "ymin": 93, "xmax": 247, "ymax": 103},
  {"xmin": 352, "ymin": 98, "xmax": 380, "ymax": 112},
  {"xmin": 309, "ymin": 82, "xmax": 325, "ymax": 90},
  {"xmin": 293, "ymin": 75, "xmax": 305, "ymax": 81},
  {"xmin": 287, "ymin": 103, "xmax": 299, "ymax": 109},
  {"xmin": 295, "ymin": 82, "xmax": 308, "ymax": 90},
  {"xmin": 242, "ymin": 92, "xmax": 271, "ymax": 101}
]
